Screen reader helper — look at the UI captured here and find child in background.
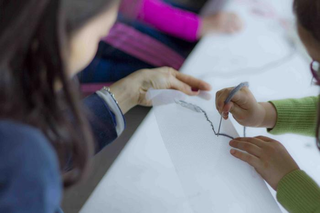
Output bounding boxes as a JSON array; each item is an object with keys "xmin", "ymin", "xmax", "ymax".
[
  {"xmin": 120, "ymin": 0, "xmax": 242, "ymax": 42},
  {"xmin": 79, "ymin": 0, "xmax": 243, "ymax": 84},
  {"xmin": 216, "ymin": 0, "xmax": 320, "ymax": 212}
]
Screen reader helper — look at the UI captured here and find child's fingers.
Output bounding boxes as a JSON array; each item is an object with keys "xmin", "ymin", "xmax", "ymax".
[
  {"xmin": 221, "ymin": 13, "xmax": 243, "ymax": 33},
  {"xmin": 254, "ymin": 136, "xmax": 274, "ymax": 143},
  {"xmin": 216, "ymin": 90, "xmax": 246, "ymax": 120},
  {"xmin": 215, "ymin": 91, "xmax": 222, "ymax": 112},
  {"xmin": 230, "ymin": 140, "xmax": 262, "ymax": 158},
  {"xmin": 215, "ymin": 88, "xmax": 234, "ymax": 112},
  {"xmin": 223, "ymin": 102, "xmax": 232, "ymax": 113},
  {"xmin": 216, "ymin": 86, "xmax": 252, "ymax": 119},
  {"xmin": 232, "ymin": 137, "xmax": 265, "ymax": 148},
  {"xmin": 222, "ymin": 102, "xmax": 233, "ymax": 119},
  {"xmin": 231, "ymin": 14, "xmax": 243, "ymax": 31},
  {"xmin": 228, "ymin": 102, "xmax": 246, "ymax": 119},
  {"xmin": 230, "ymin": 149, "xmax": 260, "ymax": 168}
]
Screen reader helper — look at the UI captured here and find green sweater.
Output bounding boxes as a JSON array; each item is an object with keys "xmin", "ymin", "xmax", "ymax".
[{"xmin": 268, "ymin": 96, "xmax": 320, "ymax": 213}]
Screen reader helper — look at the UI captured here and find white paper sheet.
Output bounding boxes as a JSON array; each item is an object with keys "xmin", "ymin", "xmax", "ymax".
[{"xmin": 149, "ymin": 89, "xmax": 282, "ymax": 213}]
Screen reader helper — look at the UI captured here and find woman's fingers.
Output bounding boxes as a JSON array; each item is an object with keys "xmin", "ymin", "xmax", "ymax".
[
  {"xmin": 230, "ymin": 140, "xmax": 262, "ymax": 158},
  {"xmin": 169, "ymin": 77, "xmax": 198, "ymax": 96},
  {"xmin": 155, "ymin": 67, "xmax": 211, "ymax": 92},
  {"xmin": 165, "ymin": 68, "xmax": 211, "ymax": 95},
  {"xmin": 174, "ymin": 71, "xmax": 212, "ymax": 91}
]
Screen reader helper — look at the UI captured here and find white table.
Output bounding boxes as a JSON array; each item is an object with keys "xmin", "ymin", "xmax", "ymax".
[{"xmin": 80, "ymin": 0, "xmax": 320, "ymax": 212}]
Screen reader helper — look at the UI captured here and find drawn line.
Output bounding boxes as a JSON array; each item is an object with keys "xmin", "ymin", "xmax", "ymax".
[{"xmin": 175, "ymin": 100, "xmax": 235, "ymax": 140}]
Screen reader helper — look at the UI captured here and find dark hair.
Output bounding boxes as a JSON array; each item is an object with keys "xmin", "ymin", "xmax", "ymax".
[
  {"xmin": 0, "ymin": 0, "xmax": 117, "ymax": 187},
  {"xmin": 294, "ymin": 0, "xmax": 320, "ymax": 151},
  {"xmin": 294, "ymin": 0, "xmax": 320, "ymax": 42}
]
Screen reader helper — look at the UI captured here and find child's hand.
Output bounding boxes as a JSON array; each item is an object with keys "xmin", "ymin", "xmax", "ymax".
[
  {"xmin": 215, "ymin": 86, "xmax": 277, "ymax": 128},
  {"xmin": 229, "ymin": 136, "xmax": 300, "ymax": 190},
  {"xmin": 198, "ymin": 12, "xmax": 243, "ymax": 38}
]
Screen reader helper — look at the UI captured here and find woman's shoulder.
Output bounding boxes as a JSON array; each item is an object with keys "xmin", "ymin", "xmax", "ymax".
[
  {"xmin": 0, "ymin": 120, "xmax": 62, "ymax": 213},
  {"xmin": 0, "ymin": 120, "xmax": 58, "ymax": 164}
]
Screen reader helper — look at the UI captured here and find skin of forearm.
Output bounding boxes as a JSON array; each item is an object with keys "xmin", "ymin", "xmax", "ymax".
[
  {"xmin": 259, "ymin": 102, "xmax": 277, "ymax": 129},
  {"xmin": 110, "ymin": 78, "xmax": 138, "ymax": 114}
]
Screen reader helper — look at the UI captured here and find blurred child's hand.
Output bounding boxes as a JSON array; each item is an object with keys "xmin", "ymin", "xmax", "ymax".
[
  {"xmin": 229, "ymin": 136, "xmax": 300, "ymax": 190},
  {"xmin": 199, "ymin": 12, "xmax": 243, "ymax": 38},
  {"xmin": 215, "ymin": 86, "xmax": 277, "ymax": 128}
]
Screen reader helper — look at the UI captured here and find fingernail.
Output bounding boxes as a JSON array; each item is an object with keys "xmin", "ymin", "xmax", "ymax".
[
  {"xmin": 223, "ymin": 112, "xmax": 228, "ymax": 119},
  {"xmin": 230, "ymin": 149, "xmax": 236, "ymax": 154}
]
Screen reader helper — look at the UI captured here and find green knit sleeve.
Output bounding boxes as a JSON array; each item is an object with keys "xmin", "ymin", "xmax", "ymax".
[
  {"xmin": 277, "ymin": 170, "xmax": 320, "ymax": 213},
  {"xmin": 267, "ymin": 96, "xmax": 318, "ymax": 137}
]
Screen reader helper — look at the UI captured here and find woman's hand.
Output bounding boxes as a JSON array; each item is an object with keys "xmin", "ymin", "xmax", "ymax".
[
  {"xmin": 198, "ymin": 12, "xmax": 243, "ymax": 38},
  {"xmin": 229, "ymin": 136, "xmax": 300, "ymax": 191},
  {"xmin": 110, "ymin": 67, "xmax": 211, "ymax": 113},
  {"xmin": 215, "ymin": 86, "xmax": 277, "ymax": 128}
]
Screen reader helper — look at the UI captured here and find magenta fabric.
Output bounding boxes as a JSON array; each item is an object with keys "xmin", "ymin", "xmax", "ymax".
[
  {"xmin": 120, "ymin": 0, "xmax": 144, "ymax": 19},
  {"xmin": 102, "ymin": 23, "xmax": 185, "ymax": 70},
  {"xmin": 120, "ymin": 0, "xmax": 201, "ymax": 42},
  {"xmin": 81, "ymin": 83, "xmax": 112, "ymax": 96}
]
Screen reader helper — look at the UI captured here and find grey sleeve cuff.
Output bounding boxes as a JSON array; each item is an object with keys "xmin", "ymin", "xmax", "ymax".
[{"xmin": 96, "ymin": 89, "xmax": 126, "ymax": 137}]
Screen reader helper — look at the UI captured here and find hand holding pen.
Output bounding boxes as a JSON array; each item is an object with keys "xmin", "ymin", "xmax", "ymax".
[
  {"xmin": 216, "ymin": 83, "xmax": 299, "ymax": 192},
  {"xmin": 215, "ymin": 83, "xmax": 277, "ymax": 129}
]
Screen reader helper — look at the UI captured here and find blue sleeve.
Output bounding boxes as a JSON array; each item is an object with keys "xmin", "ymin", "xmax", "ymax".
[
  {"xmin": 83, "ymin": 93, "xmax": 119, "ymax": 153},
  {"xmin": 0, "ymin": 121, "xmax": 62, "ymax": 213}
]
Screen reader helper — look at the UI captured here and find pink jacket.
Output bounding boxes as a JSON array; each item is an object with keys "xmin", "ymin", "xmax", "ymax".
[{"xmin": 120, "ymin": 0, "xmax": 202, "ymax": 42}]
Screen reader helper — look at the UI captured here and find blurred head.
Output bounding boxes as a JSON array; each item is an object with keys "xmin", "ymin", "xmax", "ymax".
[
  {"xmin": 293, "ymin": 0, "xmax": 320, "ymax": 150},
  {"xmin": 294, "ymin": 0, "xmax": 320, "ymax": 62},
  {"xmin": 67, "ymin": 2, "xmax": 118, "ymax": 74},
  {"xmin": 0, "ymin": 0, "xmax": 119, "ymax": 187}
]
